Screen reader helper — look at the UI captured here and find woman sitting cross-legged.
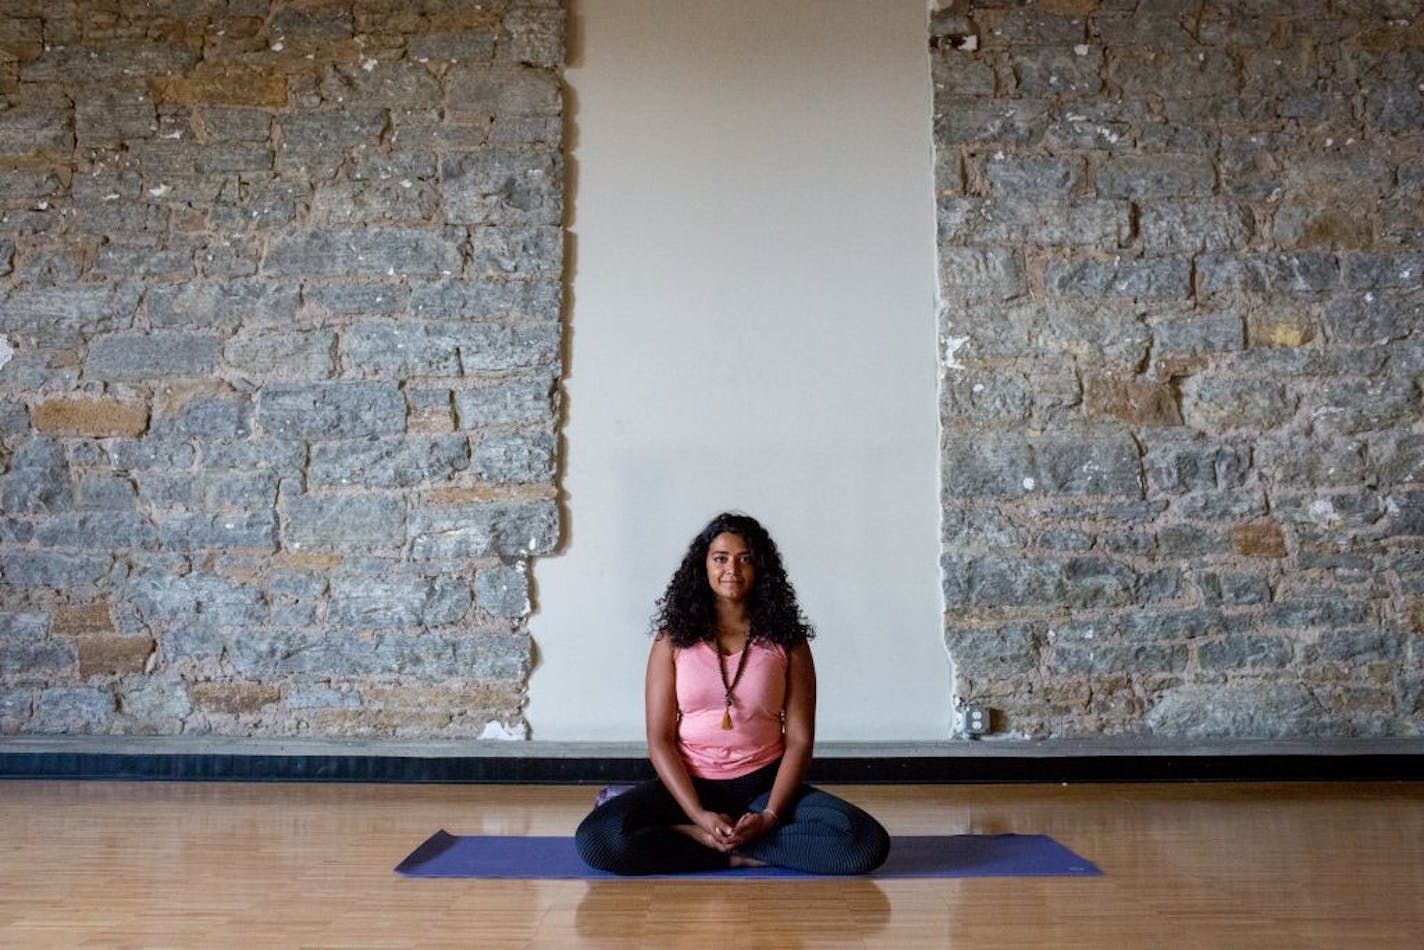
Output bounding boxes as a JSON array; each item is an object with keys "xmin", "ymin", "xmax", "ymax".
[{"xmin": 574, "ymin": 512, "xmax": 890, "ymax": 876}]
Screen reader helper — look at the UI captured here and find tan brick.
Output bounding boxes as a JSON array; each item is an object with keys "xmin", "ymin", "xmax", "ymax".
[
  {"xmin": 151, "ymin": 69, "xmax": 288, "ymax": 107},
  {"xmin": 52, "ymin": 603, "xmax": 113, "ymax": 636},
  {"xmin": 77, "ymin": 635, "xmax": 154, "ymax": 676},
  {"xmin": 1248, "ymin": 316, "xmax": 1315, "ymax": 348},
  {"xmin": 190, "ymin": 682, "xmax": 281, "ymax": 714},
  {"xmin": 1232, "ymin": 520, "xmax": 1287, "ymax": 558},
  {"xmin": 276, "ymin": 552, "xmax": 344, "ymax": 571},
  {"xmin": 31, "ymin": 398, "xmax": 149, "ymax": 437},
  {"xmin": 1086, "ymin": 374, "xmax": 1183, "ymax": 426},
  {"xmin": 1406, "ymin": 598, "xmax": 1424, "ymax": 634}
]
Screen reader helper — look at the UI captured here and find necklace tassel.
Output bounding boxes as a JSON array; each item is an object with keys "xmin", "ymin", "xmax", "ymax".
[{"xmin": 721, "ymin": 704, "xmax": 733, "ymax": 730}]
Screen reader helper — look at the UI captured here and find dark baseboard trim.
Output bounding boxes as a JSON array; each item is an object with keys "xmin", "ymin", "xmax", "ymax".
[{"xmin": 2, "ymin": 750, "xmax": 1421, "ymax": 784}]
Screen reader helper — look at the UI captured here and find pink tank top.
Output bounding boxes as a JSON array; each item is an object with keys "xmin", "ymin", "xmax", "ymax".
[{"xmin": 674, "ymin": 639, "xmax": 786, "ymax": 779}]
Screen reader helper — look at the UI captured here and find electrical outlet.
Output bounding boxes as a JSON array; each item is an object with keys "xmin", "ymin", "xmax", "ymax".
[{"xmin": 963, "ymin": 704, "xmax": 989, "ymax": 738}]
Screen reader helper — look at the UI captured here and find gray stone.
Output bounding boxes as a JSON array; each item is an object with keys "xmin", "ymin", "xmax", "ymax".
[
  {"xmin": 264, "ymin": 228, "xmax": 463, "ymax": 278},
  {"xmin": 1033, "ymin": 434, "xmax": 1142, "ymax": 496},
  {"xmin": 1046, "ymin": 257, "xmax": 1191, "ymax": 299},
  {"xmin": 939, "ymin": 247, "xmax": 1026, "ymax": 300},
  {"xmin": 1180, "ymin": 376, "xmax": 1294, "ymax": 430},
  {"xmin": 1098, "ymin": 155, "xmax": 1216, "ymax": 198},
  {"xmin": 33, "ymin": 686, "xmax": 114, "ymax": 734},
  {"xmin": 409, "ymin": 279, "xmax": 561, "ymax": 321},
  {"xmin": 0, "ymin": 612, "xmax": 48, "ymax": 642},
  {"xmin": 303, "ymin": 283, "xmax": 409, "ymax": 316},
  {"xmin": 476, "ymin": 563, "xmax": 531, "ymax": 618},
  {"xmin": 343, "ymin": 322, "xmax": 559, "ymax": 377},
  {"xmin": 408, "ymin": 500, "xmax": 559, "ymax": 559},
  {"xmin": 0, "ymin": 689, "xmax": 33, "ymax": 731},
  {"xmin": 1146, "ymin": 682, "xmax": 1336, "ymax": 739},
  {"xmin": 84, "ymin": 333, "xmax": 221, "ymax": 382},
  {"xmin": 283, "ymin": 495, "xmax": 406, "ymax": 553},
  {"xmin": 942, "ymin": 435, "xmax": 1033, "ymax": 497},
  {"xmin": 318, "ymin": 61, "xmax": 442, "ymax": 109},
  {"xmin": 442, "ymin": 149, "xmax": 562, "ymax": 226},
  {"xmin": 328, "ymin": 575, "xmax": 471, "ymax": 628},
  {"xmin": 257, "ymin": 383, "xmax": 406, "ymax": 439},
  {"xmin": 1198, "ymin": 253, "xmax": 1339, "ymax": 296},
  {"xmin": 226, "ymin": 330, "xmax": 337, "ymax": 381},
  {"xmin": 1324, "ymin": 291, "xmax": 1419, "ymax": 344},
  {"xmin": 938, "ymin": 197, "xmax": 1127, "ymax": 247},
  {"xmin": 1, "ymin": 285, "xmax": 141, "ymax": 341},
  {"xmin": 201, "ymin": 440, "xmax": 307, "ymax": 475},
  {"xmin": 130, "ymin": 569, "xmax": 266, "ymax": 628},
  {"xmin": 1013, "ymin": 48, "xmax": 1102, "ymax": 97},
  {"xmin": 941, "ymin": 503, "xmax": 1028, "ymax": 549},
  {"xmin": 983, "ymin": 155, "xmax": 1083, "ymax": 196},
  {"xmin": 117, "ymin": 676, "xmax": 193, "ymax": 732},
  {"xmin": 157, "ymin": 511, "xmax": 277, "ymax": 551},
  {"xmin": 1308, "ymin": 379, "xmax": 1419, "ymax": 436},
  {"xmin": 74, "ymin": 474, "xmax": 138, "ymax": 511},
  {"xmin": 146, "ymin": 281, "xmax": 300, "ymax": 330},
  {"xmin": 1155, "ymin": 524, "xmax": 1230, "ymax": 556},
  {"xmin": 453, "ymin": 376, "xmax": 557, "ymax": 428},
  {"xmin": 944, "ymin": 622, "xmax": 1041, "ymax": 672},
  {"xmin": 1151, "ymin": 313, "xmax": 1245, "ymax": 356},
  {"xmin": 278, "ymin": 109, "xmax": 387, "ymax": 157},
  {"xmin": 2, "ymin": 439, "xmax": 71, "ymax": 513},
  {"xmin": 1035, "ymin": 301, "xmax": 1151, "ymax": 365},
  {"xmin": 1198, "ymin": 571, "xmax": 1273, "ymax": 606},
  {"xmin": 942, "ymin": 555, "xmax": 1136, "ymax": 608},
  {"xmin": 1312, "ymin": 629, "xmax": 1403, "ymax": 664},
  {"xmin": 308, "ymin": 436, "xmax": 470, "ymax": 488},
  {"xmin": 161, "ymin": 627, "xmax": 225, "ymax": 664},
  {"xmin": 1, "ymin": 552, "xmax": 112, "ymax": 588},
  {"xmin": 1139, "ymin": 201, "xmax": 1253, "ymax": 253},
  {"xmin": 1122, "ymin": 609, "xmax": 1226, "ymax": 641},
  {"xmin": 1171, "ymin": 490, "xmax": 1267, "ymax": 520},
  {"xmin": 470, "ymin": 226, "xmax": 564, "ymax": 276},
  {"xmin": 472, "ymin": 431, "xmax": 555, "ymax": 484},
  {"xmin": 934, "ymin": 97, "xmax": 1049, "ymax": 145},
  {"xmin": 34, "ymin": 513, "xmax": 157, "ymax": 549},
  {"xmin": 446, "ymin": 66, "xmax": 562, "ymax": 118},
  {"xmin": 0, "ymin": 640, "xmax": 76, "ymax": 682},
  {"xmin": 1262, "ymin": 600, "xmax": 1372, "ymax": 629},
  {"xmin": 284, "ymin": 685, "xmax": 361, "ymax": 711},
  {"xmin": 1199, "ymin": 633, "xmax": 1294, "ymax": 670},
  {"xmin": 1049, "ymin": 640, "xmax": 1188, "ymax": 676}
]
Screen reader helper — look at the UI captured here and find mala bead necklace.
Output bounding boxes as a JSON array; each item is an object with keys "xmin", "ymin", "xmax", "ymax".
[{"xmin": 717, "ymin": 640, "xmax": 752, "ymax": 730}]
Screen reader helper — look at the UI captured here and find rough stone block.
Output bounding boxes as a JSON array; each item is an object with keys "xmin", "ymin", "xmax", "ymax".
[
  {"xmin": 939, "ymin": 246, "xmax": 1026, "ymax": 299},
  {"xmin": 446, "ymin": 65, "xmax": 561, "ymax": 119},
  {"xmin": 157, "ymin": 512, "xmax": 277, "ymax": 551},
  {"xmin": 1197, "ymin": 253, "xmax": 1339, "ymax": 296},
  {"xmin": 442, "ymin": 149, "xmax": 562, "ymax": 226},
  {"xmin": 264, "ymin": 228, "xmax": 463, "ymax": 278},
  {"xmin": 1048, "ymin": 257, "xmax": 1191, "ymax": 299},
  {"xmin": 33, "ymin": 686, "xmax": 114, "ymax": 733},
  {"xmin": 1199, "ymin": 633, "xmax": 1294, "ymax": 670},
  {"xmin": 934, "ymin": 97, "xmax": 1049, "ymax": 145},
  {"xmin": 257, "ymin": 383, "xmax": 406, "ymax": 439},
  {"xmin": 84, "ymin": 333, "xmax": 222, "ymax": 381},
  {"xmin": 1, "ymin": 285, "xmax": 141, "ymax": 341},
  {"xmin": 129, "ymin": 569, "xmax": 266, "ymax": 628},
  {"xmin": 30, "ymin": 398, "xmax": 148, "ymax": 438},
  {"xmin": 308, "ymin": 436, "xmax": 470, "ymax": 488},
  {"xmin": 472, "ymin": 431, "xmax": 555, "ymax": 483},
  {"xmin": 1098, "ymin": 154, "xmax": 1215, "ymax": 198},
  {"xmin": 453, "ymin": 376, "xmax": 556, "ymax": 428},
  {"xmin": 1035, "ymin": 300, "xmax": 1151, "ymax": 365},
  {"xmin": 476, "ymin": 563, "xmax": 531, "ymax": 617},
  {"xmin": 1033, "ymin": 433, "xmax": 1143, "ymax": 495},
  {"xmin": 1324, "ymin": 291, "xmax": 1419, "ymax": 344},
  {"xmin": 1180, "ymin": 376, "xmax": 1294, "ymax": 430},
  {"xmin": 319, "ymin": 60, "xmax": 442, "ymax": 109},
  {"xmin": 303, "ymin": 283, "xmax": 410, "ymax": 316},
  {"xmin": 1139, "ymin": 200, "xmax": 1253, "ymax": 252},
  {"xmin": 283, "ymin": 495, "xmax": 406, "ymax": 553},
  {"xmin": 226, "ymin": 329, "xmax": 337, "ymax": 381},
  {"xmin": 1, "ymin": 553, "xmax": 112, "ymax": 589},
  {"xmin": 146, "ymin": 281, "xmax": 300, "ymax": 331},
  {"xmin": 409, "ymin": 278, "xmax": 561, "ymax": 321},
  {"xmin": 151, "ymin": 69, "xmax": 288, "ymax": 107},
  {"xmin": 343, "ymin": 322, "xmax": 559, "ymax": 377},
  {"xmin": 328, "ymin": 575, "xmax": 471, "ymax": 628},
  {"xmin": 942, "ymin": 435, "xmax": 1033, "ymax": 497},
  {"xmin": 75, "ymin": 83, "xmax": 157, "ymax": 144},
  {"xmin": 408, "ymin": 500, "xmax": 558, "ymax": 559}
]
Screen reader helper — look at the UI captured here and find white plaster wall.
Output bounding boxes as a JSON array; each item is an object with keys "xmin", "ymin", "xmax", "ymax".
[{"xmin": 526, "ymin": 0, "xmax": 947, "ymax": 740}]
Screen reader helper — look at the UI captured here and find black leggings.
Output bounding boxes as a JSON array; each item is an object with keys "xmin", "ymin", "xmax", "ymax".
[{"xmin": 574, "ymin": 759, "xmax": 890, "ymax": 876}]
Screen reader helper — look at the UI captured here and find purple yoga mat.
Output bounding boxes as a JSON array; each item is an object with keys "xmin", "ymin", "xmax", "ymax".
[{"xmin": 394, "ymin": 831, "xmax": 1102, "ymax": 879}]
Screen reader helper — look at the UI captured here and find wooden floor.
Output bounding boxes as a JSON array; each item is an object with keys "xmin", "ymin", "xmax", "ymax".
[{"xmin": 1, "ymin": 780, "xmax": 1420, "ymax": 948}]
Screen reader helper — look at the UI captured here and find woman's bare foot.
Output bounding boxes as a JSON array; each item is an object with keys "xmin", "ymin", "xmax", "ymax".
[{"xmin": 729, "ymin": 854, "xmax": 768, "ymax": 868}]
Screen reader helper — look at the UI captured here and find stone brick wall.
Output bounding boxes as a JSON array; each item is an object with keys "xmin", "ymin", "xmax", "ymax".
[
  {"xmin": 934, "ymin": 1, "xmax": 1423, "ymax": 738},
  {"xmin": 0, "ymin": 1, "xmax": 564, "ymax": 737}
]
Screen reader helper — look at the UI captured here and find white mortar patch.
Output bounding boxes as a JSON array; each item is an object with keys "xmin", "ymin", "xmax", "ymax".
[
  {"xmin": 0, "ymin": 335, "xmax": 13, "ymax": 371},
  {"xmin": 479, "ymin": 719, "xmax": 526, "ymax": 741}
]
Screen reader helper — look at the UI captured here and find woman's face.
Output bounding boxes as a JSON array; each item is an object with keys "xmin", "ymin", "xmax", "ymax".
[{"xmin": 705, "ymin": 531, "xmax": 755, "ymax": 602}]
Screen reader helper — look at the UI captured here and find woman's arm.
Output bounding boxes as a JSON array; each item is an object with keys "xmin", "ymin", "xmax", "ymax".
[
  {"xmin": 645, "ymin": 635, "xmax": 738, "ymax": 848},
  {"xmin": 729, "ymin": 640, "xmax": 816, "ymax": 844}
]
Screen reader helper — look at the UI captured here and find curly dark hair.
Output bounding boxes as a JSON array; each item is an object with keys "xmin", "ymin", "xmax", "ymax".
[{"xmin": 651, "ymin": 512, "xmax": 815, "ymax": 649}]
